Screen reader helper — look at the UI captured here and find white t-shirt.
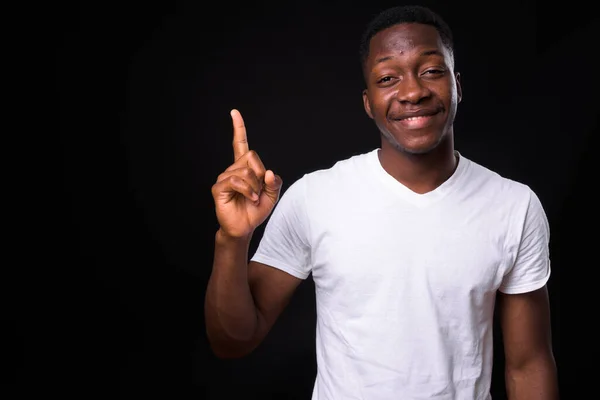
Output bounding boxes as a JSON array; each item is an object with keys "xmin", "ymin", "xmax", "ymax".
[{"xmin": 251, "ymin": 148, "xmax": 551, "ymax": 400}]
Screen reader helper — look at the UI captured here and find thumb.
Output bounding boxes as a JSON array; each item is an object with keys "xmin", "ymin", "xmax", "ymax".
[{"xmin": 262, "ymin": 170, "xmax": 282, "ymax": 205}]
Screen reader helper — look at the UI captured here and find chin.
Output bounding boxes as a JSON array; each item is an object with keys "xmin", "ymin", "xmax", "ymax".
[
  {"xmin": 402, "ymin": 145, "xmax": 436, "ymax": 155},
  {"xmin": 384, "ymin": 130, "xmax": 445, "ymax": 155}
]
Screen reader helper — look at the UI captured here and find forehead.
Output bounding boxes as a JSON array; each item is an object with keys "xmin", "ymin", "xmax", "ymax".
[{"xmin": 368, "ymin": 23, "xmax": 445, "ymax": 58}]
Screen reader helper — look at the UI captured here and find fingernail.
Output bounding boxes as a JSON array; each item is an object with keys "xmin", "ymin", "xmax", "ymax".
[{"xmin": 251, "ymin": 192, "xmax": 259, "ymax": 201}]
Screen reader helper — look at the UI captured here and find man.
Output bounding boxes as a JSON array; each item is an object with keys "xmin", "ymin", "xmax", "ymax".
[{"xmin": 206, "ymin": 5, "xmax": 559, "ymax": 399}]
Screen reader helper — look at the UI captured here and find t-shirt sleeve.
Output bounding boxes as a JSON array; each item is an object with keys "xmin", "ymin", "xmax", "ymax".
[
  {"xmin": 250, "ymin": 176, "xmax": 312, "ymax": 279},
  {"xmin": 499, "ymin": 188, "xmax": 551, "ymax": 294}
]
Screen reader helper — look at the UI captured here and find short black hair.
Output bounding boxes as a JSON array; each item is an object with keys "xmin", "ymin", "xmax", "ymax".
[{"xmin": 359, "ymin": 5, "xmax": 454, "ymax": 69}]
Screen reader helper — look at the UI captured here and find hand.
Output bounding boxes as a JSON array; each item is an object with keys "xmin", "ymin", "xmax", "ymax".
[{"xmin": 211, "ymin": 109, "xmax": 283, "ymax": 238}]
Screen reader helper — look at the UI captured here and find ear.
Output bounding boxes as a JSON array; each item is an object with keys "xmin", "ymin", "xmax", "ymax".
[
  {"xmin": 455, "ymin": 72, "xmax": 462, "ymax": 103},
  {"xmin": 362, "ymin": 89, "xmax": 374, "ymax": 119}
]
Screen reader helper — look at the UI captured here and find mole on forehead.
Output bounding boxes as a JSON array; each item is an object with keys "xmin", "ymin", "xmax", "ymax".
[
  {"xmin": 375, "ymin": 25, "xmax": 440, "ymax": 52},
  {"xmin": 382, "ymin": 38, "xmax": 417, "ymax": 53}
]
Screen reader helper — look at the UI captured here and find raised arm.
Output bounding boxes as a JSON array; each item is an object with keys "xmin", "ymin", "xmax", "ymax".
[{"xmin": 205, "ymin": 109, "xmax": 302, "ymax": 358}]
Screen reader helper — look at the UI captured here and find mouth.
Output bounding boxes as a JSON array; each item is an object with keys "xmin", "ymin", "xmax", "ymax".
[{"xmin": 393, "ymin": 110, "xmax": 441, "ymax": 129}]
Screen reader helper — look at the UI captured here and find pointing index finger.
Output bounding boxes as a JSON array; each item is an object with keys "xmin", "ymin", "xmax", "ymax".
[{"xmin": 231, "ymin": 109, "xmax": 249, "ymax": 161}]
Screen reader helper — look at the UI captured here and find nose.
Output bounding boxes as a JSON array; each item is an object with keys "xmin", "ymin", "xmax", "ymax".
[{"xmin": 396, "ymin": 74, "xmax": 431, "ymax": 104}]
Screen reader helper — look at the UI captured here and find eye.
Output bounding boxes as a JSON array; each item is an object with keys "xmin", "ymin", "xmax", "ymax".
[
  {"xmin": 424, "ymin": 69, "xmax": 445, "ymax": 76},
  {"xmin": 377, "ymin": 76, "xmax": 392, "ymax": 83}
]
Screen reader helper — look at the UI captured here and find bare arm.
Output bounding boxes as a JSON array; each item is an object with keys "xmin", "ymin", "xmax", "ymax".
[
  {"xmin": 499, "ymin": 285, "xmax": 559, "ymax": 399},
  {"xmin": 205, "ymin": 230, "xmax": 302, "ymax": 358},
  {"xmin": 205, "ymin": 109, "xmax": 303, "ymax": 358}
]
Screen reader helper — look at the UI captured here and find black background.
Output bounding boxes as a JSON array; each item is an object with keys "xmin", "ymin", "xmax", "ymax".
[{"xmin": 27, "ymin": 0, "xmax": 600, "ymax": 398}]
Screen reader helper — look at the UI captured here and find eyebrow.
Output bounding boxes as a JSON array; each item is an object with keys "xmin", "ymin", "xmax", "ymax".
[{"xmin": 374, "ymin": 49, "xmax": 444, "ymax": 65}]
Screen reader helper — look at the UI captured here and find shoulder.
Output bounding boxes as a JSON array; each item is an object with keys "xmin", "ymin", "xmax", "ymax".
[
  {"xmin": 283, "ymin": 149, "xmax": 377, "ymax": 195},
  {"xmin": 460, "ymin": 153, "xmax": 549, "ymax": 240},
  {"xmin": 461, "ymin": 153, "xmax": 539, "ymax": 207},
  {"xmin": 275, "ymin": 149, "xmax": 377, "ymax": 209}
]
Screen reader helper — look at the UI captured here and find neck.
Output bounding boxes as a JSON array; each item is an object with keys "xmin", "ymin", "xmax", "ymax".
[{"xmin": 378, "ymin": 133, "xmax": 458, "ymax": 195}]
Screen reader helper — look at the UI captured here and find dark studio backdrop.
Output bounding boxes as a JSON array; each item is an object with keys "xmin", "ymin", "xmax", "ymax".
[{"xmin": 39, "ymin": 0, "xmax": 599, "ymax": 399}]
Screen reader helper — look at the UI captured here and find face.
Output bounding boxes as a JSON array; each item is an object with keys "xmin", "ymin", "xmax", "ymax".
[{"xmin": 362, "ymin": 23, "xmax": 462, "ymax": 155}]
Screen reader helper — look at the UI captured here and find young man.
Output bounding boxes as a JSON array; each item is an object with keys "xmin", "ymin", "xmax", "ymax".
[{"xmin": 206, "ymin": 5, "xmax": 559, "ymax": 399}]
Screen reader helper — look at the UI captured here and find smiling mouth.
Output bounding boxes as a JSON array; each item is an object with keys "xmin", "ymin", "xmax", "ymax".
[
  {"xmin": 402, "ymin": 115, "xmax": 432, "ymax": 121},
  {"xmin": 395, "ymin": 112, "xmax": 440, "ymax": 129}
]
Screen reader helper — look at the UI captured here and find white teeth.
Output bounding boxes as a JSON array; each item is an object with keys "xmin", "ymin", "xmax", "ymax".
[{"xmin": 404, "ymin": 116, "xmax": 428, "ymax": 121}]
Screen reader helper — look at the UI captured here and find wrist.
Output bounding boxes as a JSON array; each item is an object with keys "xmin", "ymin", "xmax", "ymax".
[{"xmin": 215, "ymin": 228, "xmax": 253, "ymax": 245}]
